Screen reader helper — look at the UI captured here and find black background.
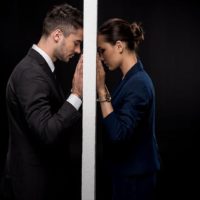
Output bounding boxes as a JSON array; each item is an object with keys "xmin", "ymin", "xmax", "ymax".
[{"xmin": 1, "ymin": 0, "xmax": 199, "ymax": 199}]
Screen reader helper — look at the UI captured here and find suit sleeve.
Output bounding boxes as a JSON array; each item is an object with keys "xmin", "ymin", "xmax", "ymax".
[
  {"xmin": 15, "ymin": 67, "xmax": 81, "ymax": 144},
  {"xmin": 102, "ymin": 79, "xmax": 152, "ymax": 143}
]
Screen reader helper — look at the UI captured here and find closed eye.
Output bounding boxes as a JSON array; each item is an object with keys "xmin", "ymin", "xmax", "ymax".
[
  {"xmin": 74, "ymin": 41, "xmax": 81, "ymax": 47},
  {"xmin": 97, "ymin": 48, "xmax": 105, "ymax": 55}
]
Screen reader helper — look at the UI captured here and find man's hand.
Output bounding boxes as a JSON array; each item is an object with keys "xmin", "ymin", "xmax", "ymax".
[{"xmin": 71, "ymin": 55, "xmax": 83, "ymax": 98}]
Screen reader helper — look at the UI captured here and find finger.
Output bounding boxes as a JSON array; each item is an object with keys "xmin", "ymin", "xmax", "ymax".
[
  {"xmin": 78, "ymin": 54, "xmax": 83, "ymax": 63},
  {"xmin": 96, "ymin": 59, "xmax": 102, "ymax": 70},
  {"xmin": 75, "ymin": 57, "xmax": 83, "ymax": 73}
]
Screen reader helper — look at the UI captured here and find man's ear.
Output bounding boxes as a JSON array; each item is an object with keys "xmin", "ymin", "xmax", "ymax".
[
  {"xmin": 115, "ymin": 40, "xmax": 124, "ymax": 54},
  {"xmin": 52, "ymin": 29, "xmax": 63, "ymax": 43}
]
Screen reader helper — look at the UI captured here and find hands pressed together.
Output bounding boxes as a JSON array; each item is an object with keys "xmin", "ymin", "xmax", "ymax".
[{"xmin": 71, "ymin": 54, "xmax": 109, "ymax": 102}]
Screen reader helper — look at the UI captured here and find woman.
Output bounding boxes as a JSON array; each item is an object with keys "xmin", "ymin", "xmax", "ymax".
[{"xmin": 96, "ymin": 18, "xmax": 160, "ymax": 200}]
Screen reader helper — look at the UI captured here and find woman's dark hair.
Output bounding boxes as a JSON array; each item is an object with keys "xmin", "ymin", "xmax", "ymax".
[
  {"xmin": 98, "ymin": 18, "xmax": 144, "ymax": 51},
  {"xmin": 42, "ymin": 3, "xmax": 83, "ymax": 37}
]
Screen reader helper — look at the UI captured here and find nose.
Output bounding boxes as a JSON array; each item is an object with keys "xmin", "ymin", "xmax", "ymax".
[{"xmin": 75, "ymin": 45, "xmax": 81, "ymax": 54}]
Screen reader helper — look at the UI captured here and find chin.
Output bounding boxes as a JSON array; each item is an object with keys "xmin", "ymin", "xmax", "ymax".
[
  {"xmin": 64, "ymin": 57, "xmax": 70, "ymax": 62},
  {"xmin": 108, "ymin": 66, "xmax": 116, "ymax": 71}
]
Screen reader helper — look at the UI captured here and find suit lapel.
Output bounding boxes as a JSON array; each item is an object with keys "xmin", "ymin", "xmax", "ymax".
[{"xmin": 27, "ymin": 48, "xmax": 65, "ymax": 101}]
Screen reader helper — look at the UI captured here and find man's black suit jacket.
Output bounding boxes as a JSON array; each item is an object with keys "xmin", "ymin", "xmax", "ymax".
[{"xmin": 6, "ymin": 48, "xmax": 81, "ymax": 200}]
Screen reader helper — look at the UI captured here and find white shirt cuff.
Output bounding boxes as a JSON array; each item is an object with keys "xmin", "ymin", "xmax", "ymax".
[{"xmin": 67, "ymin": 94, "xmax": 82, "ymax": 110}]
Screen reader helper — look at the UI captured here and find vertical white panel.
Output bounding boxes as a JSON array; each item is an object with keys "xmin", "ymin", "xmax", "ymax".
[{"xmin": 82, "ymin": 0, "xmax": 97, "ymax": 200}]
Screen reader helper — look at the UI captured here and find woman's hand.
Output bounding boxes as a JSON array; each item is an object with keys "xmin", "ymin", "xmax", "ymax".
[{"xmin": 96, "ymin": 54, "xmax": 106, "ymax": 95}]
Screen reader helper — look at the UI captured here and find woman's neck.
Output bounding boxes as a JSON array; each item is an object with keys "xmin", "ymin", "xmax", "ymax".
[{"xmin": 120, "ymin": 52, "xmax": 137, "ymax": 77}]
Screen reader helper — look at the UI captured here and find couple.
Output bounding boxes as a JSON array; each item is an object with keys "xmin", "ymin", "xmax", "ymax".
[{"xmin": 4, "ymin": 3, "xmax": 160, "ymax": 200}]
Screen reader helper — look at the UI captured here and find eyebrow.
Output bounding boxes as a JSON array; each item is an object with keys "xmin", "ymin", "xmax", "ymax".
[
  {"xmin": 76, "ymin": 40, "xmax": 82, "ymax": 43},
  {"xmin": 97, "ymin": 47, "xmax": 103, "ymax": 51}
]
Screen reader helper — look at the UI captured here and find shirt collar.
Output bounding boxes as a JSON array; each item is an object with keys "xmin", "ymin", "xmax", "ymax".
[{"xmin": 32, "ymin": 44, "xmax": 55, "ymax": 72}]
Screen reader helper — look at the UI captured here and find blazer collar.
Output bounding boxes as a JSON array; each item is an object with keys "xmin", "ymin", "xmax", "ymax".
[
  {"xmin": 112, "ymin": 60, "xmax": 144, "ymax": 98},
  {"xmin": 123, "ymin": 59, "xmax": 143, "ymax": 81}
]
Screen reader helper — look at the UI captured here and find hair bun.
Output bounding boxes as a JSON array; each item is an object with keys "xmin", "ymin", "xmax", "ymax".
[{"xmin": 130, "ymin": 22, "xmax": 144, "ymax": 44}]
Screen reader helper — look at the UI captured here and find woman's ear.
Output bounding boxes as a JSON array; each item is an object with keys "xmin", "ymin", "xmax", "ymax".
[{"xmin": 115, "ymin": 40, "xmax": 124, "ymax": 54}]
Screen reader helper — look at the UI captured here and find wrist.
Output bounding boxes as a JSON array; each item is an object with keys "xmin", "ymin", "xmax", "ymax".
[
  {"xmin": 71, "ymin": 89, "xmax": 82, "ymax": 100},
  {"xmin": 97, "ymin": 85, "xmax": 111, "ymax": 102},
  {"xmin": 97, "ymin": 95, "xmax": 111, "ymax": 102},
  {"xmin": 98, "ymin": 89, "xmax": 107, "ymax": 97}
]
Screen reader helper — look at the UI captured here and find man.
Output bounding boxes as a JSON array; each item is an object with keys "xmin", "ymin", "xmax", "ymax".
[{"xmin": 5, "ymin": 3, "xmax": 83, "ymax": 200}]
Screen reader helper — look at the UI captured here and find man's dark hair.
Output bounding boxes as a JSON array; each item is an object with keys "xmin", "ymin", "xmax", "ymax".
[{"xmin": 42, "ymin": 3, "xmax": 83, "ymax": 37}]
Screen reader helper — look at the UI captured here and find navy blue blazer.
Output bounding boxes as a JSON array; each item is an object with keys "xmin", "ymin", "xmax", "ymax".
[{"xmin": 102, "ymin": 60, "xmax": 160, "ymax": 176}]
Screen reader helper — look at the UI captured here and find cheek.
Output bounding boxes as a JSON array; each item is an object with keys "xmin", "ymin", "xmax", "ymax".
[
  {"xmin": 60, "ymin": 40, "xmax": 68, "ymax": 53},
  {"xmin": 108, "ymin": 53, "xmax": 119, "ymax": 65},
  {"xmin": 104, "ymin": 50, "xmax": 113, "ymax": 60},
  {"xmin": 63, "ymin": 40, "xmax": 74, "ymax": 52}
]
